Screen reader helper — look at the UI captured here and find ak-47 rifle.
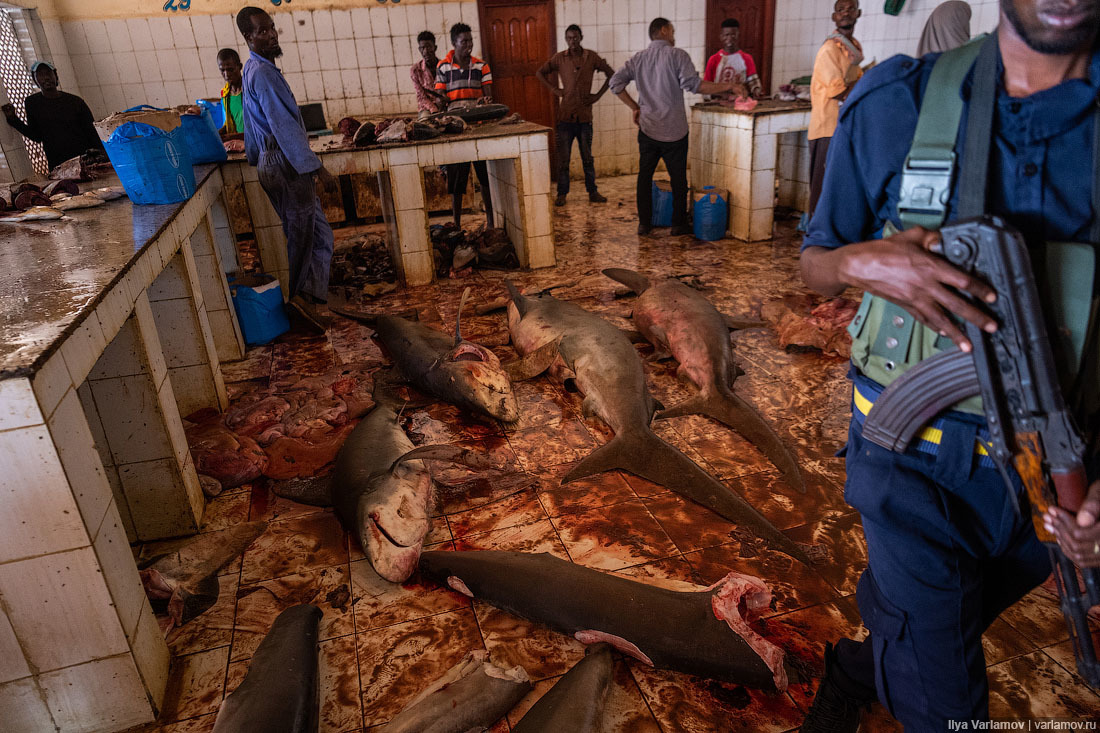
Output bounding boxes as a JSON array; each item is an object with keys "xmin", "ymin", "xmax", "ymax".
[{"xmin": 862, "ymin": 215, "xmax": 1100, "ymax": 688}]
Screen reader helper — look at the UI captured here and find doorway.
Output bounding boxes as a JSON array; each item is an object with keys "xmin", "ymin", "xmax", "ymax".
[
  {"xmin": 476, "ymin": 0, "xmax": 557, "ymax": 133},
  {"xmin": 705, "ymin": 0, "xmax": 776, "ymax": 93}
]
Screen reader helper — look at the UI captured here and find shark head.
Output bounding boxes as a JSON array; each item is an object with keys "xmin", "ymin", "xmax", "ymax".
[
  {"xmin": 357, "ymin": 469, "xmax": 432, "ymax": 583},
  {"xmin": 439, "ymin": 341, "xmax": 520, "ymax": 423}
]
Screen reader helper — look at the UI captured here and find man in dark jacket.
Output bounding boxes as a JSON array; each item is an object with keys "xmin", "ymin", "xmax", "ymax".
[{"xmin": 1, "ymin": 61, "xmax": 103, "ymax": 172}]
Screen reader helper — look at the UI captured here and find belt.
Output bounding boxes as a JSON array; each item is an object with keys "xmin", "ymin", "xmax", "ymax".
[{"xmin": 852, "ymin": 384, "xmax": 996, "ymax": 468}]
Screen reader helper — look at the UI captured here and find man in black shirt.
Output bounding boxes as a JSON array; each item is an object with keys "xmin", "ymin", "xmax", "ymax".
[{"xmin": 1, "ymin": 61, "xmax": 103, "ymax": 172}]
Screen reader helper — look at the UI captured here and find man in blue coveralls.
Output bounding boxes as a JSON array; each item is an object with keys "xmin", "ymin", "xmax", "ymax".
[
  {"xmin": 798, "ymin": 0, "xmax": 1100, "ymax": 728},
  {"xmin": 237, "ymin": 6, "xmax": 336, "ymax": 332}
]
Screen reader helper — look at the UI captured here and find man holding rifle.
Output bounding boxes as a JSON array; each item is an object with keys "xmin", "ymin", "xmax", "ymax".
[{"xmin": 798, "ymin": 0, "xmax": 1100, "ymax": 729}]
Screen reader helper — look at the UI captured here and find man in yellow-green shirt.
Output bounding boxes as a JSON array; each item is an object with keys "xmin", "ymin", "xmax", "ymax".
[{"xmin": 218, "ymin": 47, "xmax": 245, "ymax": 139}]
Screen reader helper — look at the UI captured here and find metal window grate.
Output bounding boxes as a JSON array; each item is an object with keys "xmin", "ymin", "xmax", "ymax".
[{"xmin": 0, "ymin": 8, "xmax": 46, "ymax": 175}]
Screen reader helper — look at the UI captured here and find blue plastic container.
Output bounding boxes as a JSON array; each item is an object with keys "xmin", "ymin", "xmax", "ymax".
[
  {"xmin": 651, "ymin": 180, "xmax": 673, "ymax": 227},
  {"xmin": 104, "ymin": 117, "xmax": 196, "ymax": 205},
  {"xmin": 229, "ymin": 275, "xmax": 290, "ymax": 345},
  {"xmin": 180, "ymin": 102, "xmax": 227, "ymax": 164},
  {"xmin": 692, "ymin": 186, "xmax": 729, "ymax": 241}
]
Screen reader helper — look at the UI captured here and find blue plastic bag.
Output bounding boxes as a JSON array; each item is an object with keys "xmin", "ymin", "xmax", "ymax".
[
  {"xmin": 197, "ymin": 98, "xmax": 225, "ymax": 132},
  {"xmin": 104, "ymin": 117, "xmax": 196, "ymax": 205},
  {"xmin": 180, "ymin": 103, "xmax": 227, "ymax": 164},
  {"xmin": 692, "ymin": 186, "xmax": 728, "ymax": 241},
  {"xmin": 651, "ymin": 180, "xmax": 673, "ymax": 227},
  {"xmin": 230, "ymin": 274, "xmax": 290, "ymax": 346}
]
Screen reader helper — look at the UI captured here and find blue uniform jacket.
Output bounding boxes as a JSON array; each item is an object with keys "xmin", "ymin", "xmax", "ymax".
[
  {"xmin": 803, "ymin": 45, "xmax": 1100, "ymax": 251},
  {"xmin": 242, "ymin": 51, "xmax": 321, "ymax": 176}
]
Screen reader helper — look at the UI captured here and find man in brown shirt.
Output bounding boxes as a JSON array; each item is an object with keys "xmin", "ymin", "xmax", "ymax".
[{"xmin": 536, "ymin": 24, "xmax": 615, "ymax": 206}]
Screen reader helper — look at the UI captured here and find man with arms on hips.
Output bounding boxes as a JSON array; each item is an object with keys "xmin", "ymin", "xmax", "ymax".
[
  {"xmin": 536, "ymin": 24, "xmax": 615, "ymax": 207},
  {"xmin": 237, "ymin": 6, "xmax": 337, "ymax": 332},
  {"xmin": 703, "ymin": 18, "xmax": 763, "ymax": 98},
  {"xmin": 609, "ymin": 17, "xmax": 747, "ymax": 236},
  {"xmin": 798, "ymin": 0, "xmax": 1100, "ymax": 729}
]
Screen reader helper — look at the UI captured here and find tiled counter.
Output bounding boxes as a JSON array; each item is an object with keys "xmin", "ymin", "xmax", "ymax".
[
  {"xmin": 0, "ymin": 166, "xmax": 245, "ymax": 731},
  {"xmin": 689, "ymin": 100, "xmax": 812, "ymax": 241},
  {"xmin": 224, "ymin": 120, "xmax": 555, "ymax": 290}
]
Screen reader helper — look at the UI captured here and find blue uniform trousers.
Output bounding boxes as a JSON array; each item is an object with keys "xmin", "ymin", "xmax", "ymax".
[
  {"xmin": 841, "ymin": 373, "xmax": 1051, "ymax": 730},
  {"xmin": 257, "ymin": 136, "xmax": 334, "ymax": 303}
]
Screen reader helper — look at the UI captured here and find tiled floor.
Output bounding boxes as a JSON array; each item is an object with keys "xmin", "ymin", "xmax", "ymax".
[{"xmin": 129, "ymin": 176, "xmax": 1100, "ymax": 733}]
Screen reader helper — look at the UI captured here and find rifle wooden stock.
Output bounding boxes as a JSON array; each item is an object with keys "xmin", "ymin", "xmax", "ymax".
[{"xmin": 1013, "ymin": 431, "xmax": 1055, "ymax": 542}]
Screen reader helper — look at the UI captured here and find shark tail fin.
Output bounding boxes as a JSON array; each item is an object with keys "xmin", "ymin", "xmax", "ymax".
[
  {"xmin": 563, "ymin": 430, "xmax": 810, "ymax": 564},
  {"xmin": 657, "ymin": 390, "xmax": 805, "ymax": 494},
  {"xmin": 601, "ymin": 268, "xmax": 652, "ymax": 295},
  {"xmin": 454, "ymin": 286, "xmax": 471, "ymax": 346}
]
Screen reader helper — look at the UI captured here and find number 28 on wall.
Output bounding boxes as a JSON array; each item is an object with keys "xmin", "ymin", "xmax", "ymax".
[{"xmin": 164, "ymin": 0, "xmax": 289, "ymax": 11}]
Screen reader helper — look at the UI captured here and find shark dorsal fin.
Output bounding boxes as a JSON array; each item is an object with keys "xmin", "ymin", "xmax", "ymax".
[
  {"xmin": 387, "ymin": 444, "xmax": 498, "ymax": 474},
  {"xmin": 454, "ymin": 286, "xmax": 471, "ymax": 346}
]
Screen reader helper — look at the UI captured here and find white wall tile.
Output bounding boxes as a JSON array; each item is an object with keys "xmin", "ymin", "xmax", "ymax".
[
  {"xmin": 351, "ymin": 8, "xmax": 372, "ymax": 39},
  {"xmin": 169, "ymin": 16, "xmax": 196, "ymax": 48},
  {"xmin": 62, "ymin": 21, "xmax": 89, "ymax": 56},
  {"xmin": 317, "ymin": 38, "xmax": 340, "ymax": 70},
  {"xmin": 369, "ymin": 6, "xmax": 391, "ymax": 38},
  {"xmin": 190, "ymin": 14, "xmax": 216, "ymax": 48},
  {"xmin": 340, "ymin": 68, "xmax": 363, "ymax": 99},
  {"xmin": 304, "ymin": 72, "xmax": 325, "ymax": 102},
  {"xmin": 336, "ymin": 39, "xmax": 358, "ymax": 71},
  {"xmin": 313, "ymin": 9, "xmax": 335, "ymax": 41},
  {"xmin": 134, "ymin": 50, "xmax": 161, "ymax": 84},
  {"xmin": 292, "ymin": 10, "xmax": 315, "ymax": 42},
  {"xmin": 331, "ymin": 9, "xmax": 353, "ymax": 40},
  {"xmin": 104, "ymin": 19, "xmax": 132, "ymax": 53},
  {"xmin": 212, "ymin": 14, "xmax": 238, "ymax": 48},
  {"xmin": 298, "ymin": 40, "xmax": 320, "ymax": 71},
  {"xmin": 40, "ymin": 654, "xmax": 152, "ymax": 732},
  {"xmin": 148, "ymin": 17, "xmax": 173, "ymax": 48},
  {"xmin": 82, "ymin": 20, "xmax": 110, "ymax": 54},
  {"xmin": 127, "ymin": 18, "xmax": 153, "ymax": 51},
  {"xmin": 280, "ymin": 42, "xmax": 302, "ymax": 74},
  {"xmin": 356, "ymin": 37, "xmax": 376, "ymax": 68}
]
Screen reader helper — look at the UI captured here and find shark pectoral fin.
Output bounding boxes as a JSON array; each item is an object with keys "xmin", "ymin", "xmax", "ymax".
[
  {"xmin": 391, "ymin": 444, "xmax": 497, "ymax": 472},
  {"xmin": 269, "ymin": 476, "xmax": 334, "ymax": 506},
  {"xmin": 329, "ymin": 305, "xmax": 380, "ymax": 326},
  {"xmin": 475, "ymin": 297, "xmax": 510, "ymax": 315},
  {"xmin": 601, "ymin": 267, "xmax": 652, "ymax": 294},
  {"xmin": 723, "ymin": 314, "xmax": 768, "ymax": 331},
  {"xmin": 503, "ymin": 339, "xmax": 560, "ymax": 382}
]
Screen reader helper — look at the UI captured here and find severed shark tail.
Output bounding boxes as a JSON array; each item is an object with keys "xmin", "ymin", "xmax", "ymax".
[
  {"xmin": 562, "ymin": 428, "xmax": 810, "ymax": 565},
  {"xmin": 657, "ymin": 388, "xmax": 805, "ymax": 494}
]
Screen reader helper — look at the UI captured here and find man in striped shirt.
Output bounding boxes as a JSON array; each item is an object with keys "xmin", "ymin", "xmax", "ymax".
[{"xmin": 435, "ymin": 23, "xmax": 494, "ymax": 228}]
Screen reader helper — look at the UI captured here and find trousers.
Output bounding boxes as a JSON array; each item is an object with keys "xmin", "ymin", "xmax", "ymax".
[
  {"xmin": 637, "ymin": 131, "xmax": 689, "ymax": 228},
  {"xmin": 808, "ymin": 136, "xmax": 831, "ymax": 221},
  {"xmin": 839, "ymin": 372, "xmax": 1050, "ymax": 730},
  {"xmin": 555, "ymin": 121, "xmax": 597, "ymax": 195},
  {"xmin": 257, "ymin": 137, "xmax": 334, "ymax": 302}
]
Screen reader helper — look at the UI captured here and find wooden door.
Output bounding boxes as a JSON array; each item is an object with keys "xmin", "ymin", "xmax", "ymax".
[
  {"xmin": 706, "ymin": 0, "xmax": 776, "ymax": 93},
  {"xmin": 477, "ymin": 0, "xmax": 556, "ymax": 132}
]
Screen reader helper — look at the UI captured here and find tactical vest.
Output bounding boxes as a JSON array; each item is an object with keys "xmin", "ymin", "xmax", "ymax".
[{"xmin": 847, "ymin": 36, "xmax": 1100, "ymax": 421}]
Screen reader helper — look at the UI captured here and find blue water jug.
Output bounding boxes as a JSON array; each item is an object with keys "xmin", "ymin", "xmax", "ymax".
[
  {"xmin": 198, "ymin": 98, "xmax": 225, "ymax": 132},
  {"xmin": 104, "ymin": 113, "xmax": 196, "ymax": 205},
  {"xmin": 651, "ymin": 180, "xmax": 673, "ymax": 227},
  {"xmin": 693, "ymin": 186, "xmax": 728, "ymax": 241},
  {"xmin": 230, "ymin": 274, "xmax": 290, "ymax": 345}
]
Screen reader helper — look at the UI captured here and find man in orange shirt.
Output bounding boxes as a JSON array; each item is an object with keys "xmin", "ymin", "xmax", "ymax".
[
  {"xmin": 807, "ymin": 0, "xmax": 863, "ymax": 221},
  {"xmin": 435, "ymin": 23, "xmax": 494, "ymax": 228}
]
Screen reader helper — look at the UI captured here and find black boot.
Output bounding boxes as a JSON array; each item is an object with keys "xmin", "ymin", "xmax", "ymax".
[{"xmin": 801, "ymin": 642, "xmax": 877, "ymax": 733}]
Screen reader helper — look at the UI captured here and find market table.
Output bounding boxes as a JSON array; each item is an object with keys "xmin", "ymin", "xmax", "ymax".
[
  {"xmin": 222, "ymin": 119, "xmax": 555, "ymax": 290},
  {"xmin": 689, "ymin": 99, "xmax": 812, "ymax": 241},
  {"xmin": 0, "ymin": 164, "xmax": 245, "ymax": 731}
]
